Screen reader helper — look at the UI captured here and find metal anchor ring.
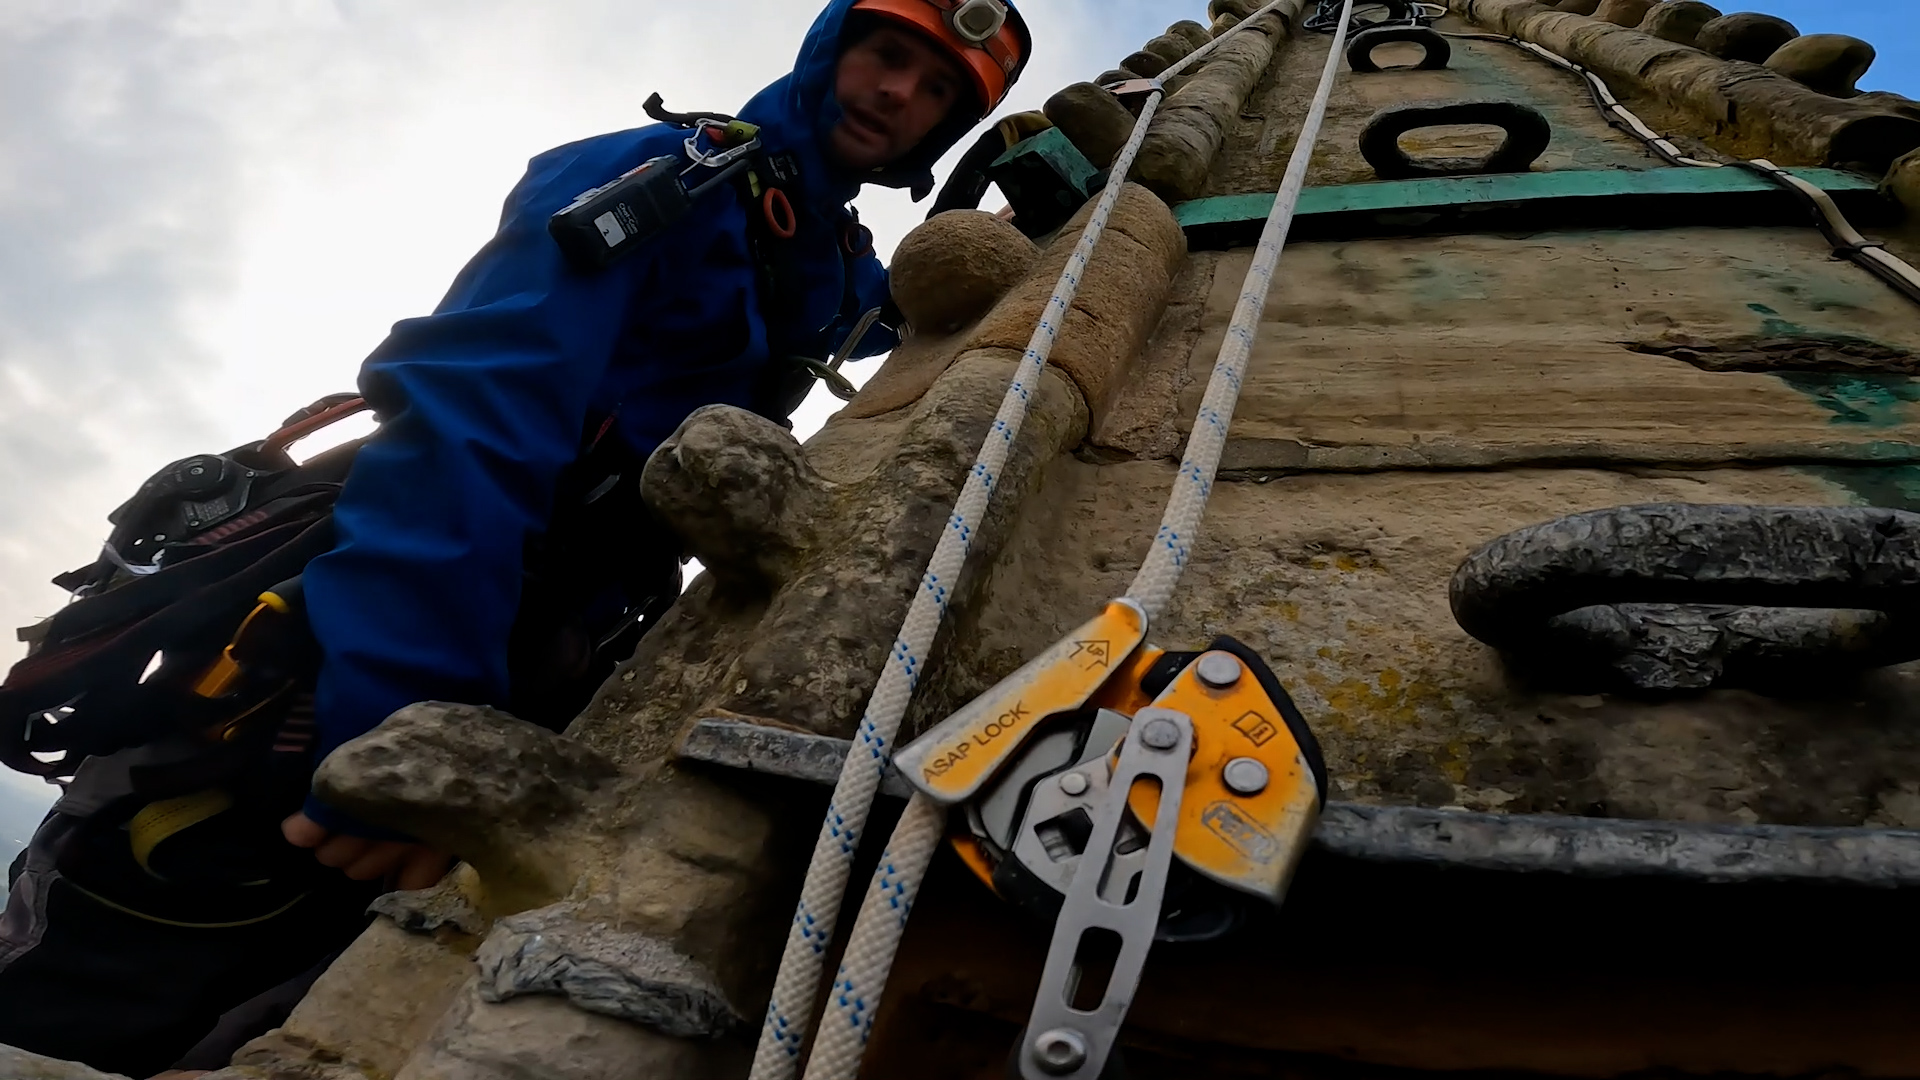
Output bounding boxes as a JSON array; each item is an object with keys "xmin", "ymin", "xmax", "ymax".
[
  {"xmin": 1358, "ymin": 98, "xmax": 1551, "ymax": 180},
  {"xmin": 1449, "ymin": 504, "xmax": 1920, "ymax": 691},
  {"xmin": 1346, "ymin": 25, "xmax": 1452, "ymax": 73}
]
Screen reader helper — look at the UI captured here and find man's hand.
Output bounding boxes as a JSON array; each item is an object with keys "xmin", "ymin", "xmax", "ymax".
[{"xmin": 282, "ymin": 812, "xmax": 452, "ymax": 891}]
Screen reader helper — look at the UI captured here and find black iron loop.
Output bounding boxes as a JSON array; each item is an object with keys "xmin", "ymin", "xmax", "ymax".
[
  {"xmin": 1358, "ymin": 99, "xmax": 1551, "ymax": 180},
  {"xmin": 1450, "ymin": 504, "xmax": 1920, "ymax": 690},
  {"xmin": 1346, "ymin": 25, "xmax": 1451, "ymax": 72}
]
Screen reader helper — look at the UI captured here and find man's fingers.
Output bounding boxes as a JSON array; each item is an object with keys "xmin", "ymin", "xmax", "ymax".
[
  {"xmin": 281, "ymin": 812, "xmax": 330, "ymax": 849},
  {"xmin": 396, "ymin": 846, "xmax": 454, "ymax": 892},
  {"xmin": 284, "ymin": 813, "xmax": 448, "ymax": 887},
  {"xmin": 313, "ymin": 834, "xmax": 374, "ymax": 870},
  {"xmin": 342, "ymin": 840, "xmax": 411, "ymax": 881}
]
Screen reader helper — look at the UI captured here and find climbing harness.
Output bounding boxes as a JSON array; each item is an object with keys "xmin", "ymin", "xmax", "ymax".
[
  {"xmin": 752, "ymin": 3, "xmax": 1358, "ymax": 1078},
  {"xmin": 0, "ymin": 397, "xmax": 371, "ymax": 778},
  {"xmin": 2, "ymin": 387, "xmax": 683, "ymax": 772},
  {"xmin": 1440, "ymin": 31, "xmax": 1920, "ymax": 310}
]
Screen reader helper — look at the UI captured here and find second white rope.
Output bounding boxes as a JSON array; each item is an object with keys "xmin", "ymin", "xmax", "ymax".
[{"xmin": 797, "ymin": 3, "xmax": 1359, "ymax": 1078}]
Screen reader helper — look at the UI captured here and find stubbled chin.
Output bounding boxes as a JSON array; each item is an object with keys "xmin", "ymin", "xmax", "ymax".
[{"xmin": 831, "ymin": 125, "xmax": 891, "ymax": 171}]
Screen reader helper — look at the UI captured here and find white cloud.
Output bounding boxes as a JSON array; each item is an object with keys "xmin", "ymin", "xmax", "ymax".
[{"xmin": 0, "ymin": 0, "xmax": 1173, "ymax": 817}]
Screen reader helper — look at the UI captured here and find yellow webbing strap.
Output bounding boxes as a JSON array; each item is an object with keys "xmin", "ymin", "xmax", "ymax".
[
  {"xmin": 128, "ymin": 788, "xmax": 235, "ymax": 876},
  {"xmin": 995, "ymin": 109, "xmax": 1052, "ymax": 151},
  {"xmin": 66, "ymin": 881, "xmax": 309, "ymax": 930}
]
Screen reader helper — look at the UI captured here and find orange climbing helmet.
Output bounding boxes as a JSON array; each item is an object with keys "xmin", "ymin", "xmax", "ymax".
[{"xmin": 849, "ymin": 0, "xmax": 1032, "ymax": 114}]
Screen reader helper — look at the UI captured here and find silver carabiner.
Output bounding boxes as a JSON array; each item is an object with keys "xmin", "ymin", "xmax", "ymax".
[
  {"xmin": 1017, "ymin": 708, "xmax": 1192, "ymax": 1080},
  {"xmin": 797, "ymin": 305, "xmax": 892, "ymax": 403}
]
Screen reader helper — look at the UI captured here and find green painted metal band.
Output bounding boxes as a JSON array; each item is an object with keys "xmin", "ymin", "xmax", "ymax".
[{"xmin": 1174, "ymin": 167, "xmax": 1890, "ymax": 247}]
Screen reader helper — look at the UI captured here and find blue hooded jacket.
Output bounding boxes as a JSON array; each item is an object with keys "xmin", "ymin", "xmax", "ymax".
[{"xmin": 299, "ymin": 0, "xmax": 999, "ymax": 831}]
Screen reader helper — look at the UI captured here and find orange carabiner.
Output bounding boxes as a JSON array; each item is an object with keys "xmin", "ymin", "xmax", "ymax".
[
  {"xmin": 842, "ymin": 221, "xmax": 875, "ymax": 258},
  {"xmin": 261, "ymin": 396, "xmax": 371, "ymax": 458},
  {"xmin": 762, "ymin": 188, "xmax": 797, "ymax": 240}
]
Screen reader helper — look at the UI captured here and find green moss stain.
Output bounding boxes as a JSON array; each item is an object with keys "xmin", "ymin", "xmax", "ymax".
[
  {"xmin": 1746, "ymin": 303, "xmax": 1801, "ymax": 337},
  {"xmin": 1776, "ymin": 372, "xmax": 1920, "ymax": 425},
  {"xmin": 1800, "ymin": 464, "xmax": 1920, "ymax": 511},
  {"xmin": 1748, "ymin": 306, "xmax": 1920, "ymax": 425}
]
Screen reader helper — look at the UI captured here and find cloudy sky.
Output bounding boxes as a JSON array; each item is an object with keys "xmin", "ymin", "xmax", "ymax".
[
  {"xmin": 0, "ymin": 0, "xmax": 1914, "ymax": 853},
  {"xmin": 0, "ymin": 0, "xmax": 1166, "ymax": 854}
]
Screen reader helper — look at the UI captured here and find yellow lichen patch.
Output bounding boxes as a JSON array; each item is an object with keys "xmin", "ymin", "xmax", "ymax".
[
  {"xmin": 1297, "ymin": 639, "xmax": 1460, "ymax": 737},
  {"xmin": 1263, "ymin": 598, "xmax": 1301, "ymax": 621}
]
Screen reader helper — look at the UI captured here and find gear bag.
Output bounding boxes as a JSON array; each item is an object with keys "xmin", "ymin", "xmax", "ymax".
[{"xmin": 0, "ymin": 394, "xmax": 682, "ymax": 784}]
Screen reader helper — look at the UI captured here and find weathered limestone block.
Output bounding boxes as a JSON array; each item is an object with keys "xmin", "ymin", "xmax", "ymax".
[
  {"xmin": 889, "ymin": 211, "xmax": 1038, "ymax": 336},
  {"xmin": 232, "ymin": 918, "xmax": 475, "ymax": 1080},
  {"xmin": 314, "ymin": 703, "xmax": 620, "ymax": 909},
  {"xmin": 1638, "ymin": 0, "xmax": 1721, "ymax": 47},
  {"xmin": 847, "ymin": 184, "xmax": 1180, "ymax": 426},
  {"xmin": 472, "ymin": 903, "xmax": 741, "ymax": 1038},
  {"xmin": 369, "ymin": 876, "xmax": 489, "ymax": 937},
  {"xmin": 1209, "ymin": 12, "xmax": 1240, "ymax": 36},
  {"xmin": 1145, "ymin": 31, "xmax": 1198, "ymax": 69},
  {"xmin": 1135, "ymin": 7, "xmax": 1293, "ymax": 202},
  {"xmin": 1095, "ymin": 67, "xmax": 1138, "ymax": 86},
  {"xmin": 1592, "ymin": 0, "xmax": 1655, "ymax": 27},
  {"xmin": 1044, "ymin": 82, "xmax": 1136, "ymax": 169},
  {"xmin": 1090, "ymin": 250, "xmax": 1220, "ymax": 460},
  {"xmin": 644, "ymin": 407, "xmax": 832, "ymax": 594},
  {"xmin": 961, "ymin": 457, "xmax": 1920, "ymax": 827},
  {"xmin": 299, "ymin": 696, "xmax": 806, "ymax": 1077},
  {"xmin": 393, "ymin": 984, "xmax": 736, "ymax": 1080},
  {"xmin": 1766, "ymin": 34, "xmax": 1876, "ymax": 98},
  {"xmin": 1889, "ymin": 147, "xmax": 1920, "ymax": 221},
  {"xmin": 0, "ymin": 1045, "xmax": 127, "ymax": 1080},
  {"xmin": 1553, "ymin": 0, "xmax": 1600, "ymax": 13},
  {"xmin": 1452, "ymin": 0, "xmax": 1920, "ymax": 168},
  {"xmin": 1694, "ymin": 11, "xmax": 1799, "ymax": 62},
  {"xmin": 1208, "ymin": 0, "xmax": 1264, "ymax": 18},
  {"xmin": 965, "ymin": 184, "xmax": 1187, "ymax": 418},
  {"xmin": 1167, "ymin": 19, "xmax": 1213, "ymax": 52}
]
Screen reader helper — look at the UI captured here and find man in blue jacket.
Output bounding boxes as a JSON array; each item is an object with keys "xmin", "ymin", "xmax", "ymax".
[{"xmin": 0, "ymin": 1, "xmax": 1030, "ymax": 1074}]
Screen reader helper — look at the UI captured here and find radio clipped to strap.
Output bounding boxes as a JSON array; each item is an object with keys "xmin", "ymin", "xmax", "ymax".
[
  {"xmin": 549, "ymin": 94, "xmax": 771, "ymax": 271},
  {"xmin": 891, "ymin": 601, "xmax": 1327, "ymax": 1079}
]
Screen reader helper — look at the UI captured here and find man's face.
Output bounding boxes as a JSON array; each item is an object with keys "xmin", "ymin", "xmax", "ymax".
[{"xmin": 829, "ymin": 24, "xmax": 971, "ymax": 172}]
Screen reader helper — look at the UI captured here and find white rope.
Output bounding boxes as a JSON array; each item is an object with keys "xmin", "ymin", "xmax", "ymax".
[
  {"xmin": 748, "ymin": 72, "xmax": 1180, "ymax": 1080},
  {"xmin": 1125, "ymin": 0, "xmax": 1355, "ymax": 620},
  {"xmin": 792, "ymin": 4, "xmax": 1357, "ymax": 1079},
  {"xmin": 799, "ymin": 790, "xmax": 946, "ymax": 1077}
]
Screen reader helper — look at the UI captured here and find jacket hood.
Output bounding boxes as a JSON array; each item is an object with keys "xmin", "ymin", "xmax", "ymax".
[{"xmin": 735, "ymin": 0, "xmax": 1013, "ymax": 207}]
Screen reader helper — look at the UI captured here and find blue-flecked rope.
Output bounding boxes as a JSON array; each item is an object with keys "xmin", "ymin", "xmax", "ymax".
[
  {"xmin": 796, "ymin": 3, "xmax": 1360, "ymax": 1078},
  {"xmin": 757, "ymin": 3, "xmax": 1354, "ymax": 1077},
  {"xmin": 747, "ymin": 81, "xmax": 1170, "ymax": 1080}
]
